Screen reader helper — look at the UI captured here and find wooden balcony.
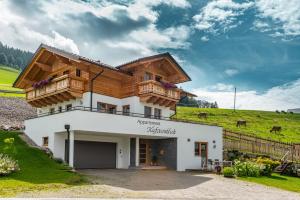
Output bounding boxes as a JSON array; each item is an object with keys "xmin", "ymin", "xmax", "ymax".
[
  {"xmin": 26, "ymin": 75, "xmax": 85, "ymax": 107},
  {"xmin": 138, "ymin": 80, "xmax": 181, "ymax": 108}
]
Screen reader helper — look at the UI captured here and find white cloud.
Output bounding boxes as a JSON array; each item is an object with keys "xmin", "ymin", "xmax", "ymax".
[
  {"xmin": 192, "ymin": 79, "xmax": 300, "ymax": 111},
  {"xmin": 254, "ymin": 0, "xmax": 300, "ymax": 37},
  {"xmin": 0, "ymin": 0, "xmax": 191, "ymax": 65},
  {"xmin": 209, "ymin": 83, "xmax": 235, "ymax": 91},
  {"xmin": 193, "ymin": 0, "xmax": 253, "ymax": 34},
  {"xmin": 201, "ymin": 36, "xmax": 209, "ymax": 42},
  {"xmin": 225, "ymin": 68, "xmax": 239, "ymax": 76}
]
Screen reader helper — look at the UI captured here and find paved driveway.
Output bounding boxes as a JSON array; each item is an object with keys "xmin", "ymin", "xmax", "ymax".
[{"xmin": 19, "ymin": 169, "xmax": 300, "ymax": 199}]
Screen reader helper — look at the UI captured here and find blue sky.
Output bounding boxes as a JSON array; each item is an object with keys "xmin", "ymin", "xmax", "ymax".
[{"xmin": 0, "ymin": 0, "xmax": 299, "ymax": 110}]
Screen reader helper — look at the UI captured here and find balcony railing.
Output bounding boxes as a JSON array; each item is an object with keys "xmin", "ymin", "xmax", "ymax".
[
  {"xmin": 138, "ymin": 80, "xmax": 180, "ymax": 100},
  {"xmin": 26, "ymin": 75, "xmax": 84, "ymax": 100}
]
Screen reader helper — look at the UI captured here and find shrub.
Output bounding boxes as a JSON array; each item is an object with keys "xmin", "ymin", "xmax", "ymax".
[
  {"xmin": 256, "ymin": 157, "xmax": 280, "ymax": 176},
  {"xmin": 234, "ymin": 160, "xmax": 260, "ymax": 177},
  {"xmin": 223, "ymin": 167, "xmax": 235, "ymax": 178},
  {"xmin": 0, "ymin": 154, "xmax": 20, "ymax": 176},
  {"xmin": 3, "ymin": 137, "xmax": 16, "ymax": 153}
]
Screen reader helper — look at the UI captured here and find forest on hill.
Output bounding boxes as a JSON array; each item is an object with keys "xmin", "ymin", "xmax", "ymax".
[{"xmin": 0, "ymin": 42, "xmax": 33, "ymax": 70}]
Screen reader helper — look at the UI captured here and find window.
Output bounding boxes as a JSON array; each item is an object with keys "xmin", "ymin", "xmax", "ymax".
[
  {"xmin": 66, "ymin": 104, "xmax": 72, "ymax": 111},
  {"xmin": 76, "ymin": 68, "xmax": 81, "ymax": 77},
  {"xmin": 154, "ymin": 108, "xmax": 161, "ymax": 119},
  {"xmin": 63, "ymin": 70, "xmax": 69, "ymax": 75},
  {"xmin": 49, "ymin": 108, "xmax": 55, "ymax": 115},
  {"xmin": 107, "ymin": 104, "xmax": 117, "ymax": 114},
  {"xmin": 58, "ymin": 106, "xmax": 62, "ymax": 113},
  {"xmin": 144, "ymin": 106, "xmax": 152, "ymax": 118},
  {"xmin": 194, "ymin": 142, "xmax": 200, "ymax": 156},
  {"xmin": 123, "ymin": 105, "xmax": 130, "ymax": 115},
  {"xmin": 97, "ymin": 102, "xmax": 116, "ymax": 114},
  {"xmin": 42, "ymin": 137, "xmax": 49, "ymax": 147},
  {"xmin": 155, "ymin": 75, "xmax": 162, "ymax": 82},
  {"xmin": 144, "ymin": 72, "xmax": 153, "ymax": 81}
]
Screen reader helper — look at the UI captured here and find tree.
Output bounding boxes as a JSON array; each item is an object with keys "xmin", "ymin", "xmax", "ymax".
[{"xmin": 0, "ymin": 53, "xmax": 8, "ymax": 65}]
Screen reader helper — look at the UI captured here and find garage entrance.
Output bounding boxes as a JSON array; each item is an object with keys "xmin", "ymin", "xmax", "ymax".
[{"xmin": 66, "ymin": 140, "xmax": 117, "ymax": 169}]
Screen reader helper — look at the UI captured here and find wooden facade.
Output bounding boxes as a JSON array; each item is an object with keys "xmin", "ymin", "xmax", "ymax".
[{"xmin": 14, "ymin": 44, "xmax": 191, "ymax": 108}]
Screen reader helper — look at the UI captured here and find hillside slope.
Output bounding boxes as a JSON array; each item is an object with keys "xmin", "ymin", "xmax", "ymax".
[
  {"xmin": 0, "ymin": 131, "xmax": 82, "ymax": 197},
  {"xmin": 175, "ymin": 107, "xmax": 300, "ymax": 143},
  {"xmin": 0, "ymin": 66, "xmax": 24, "ymax": 97}
]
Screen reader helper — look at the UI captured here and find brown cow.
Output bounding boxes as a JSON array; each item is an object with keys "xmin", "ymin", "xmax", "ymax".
[
  {"xmin": 236, "ymin": 120, "xmax": 247, "ymax": 127},
  {"xmin": 198, "ymin": 112, "xmax": 208, "ymax": 119},
  {"xmin": 270, "ymin": 126, "xmax": 282, "ymax": 133}
]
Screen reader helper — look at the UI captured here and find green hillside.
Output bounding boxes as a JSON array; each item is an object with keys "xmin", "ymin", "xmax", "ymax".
[
  {"xmin": 175, "ymin": 107, "xmax": 300, "ymax": 143},
  {"xmin": 0, "ymin": 131, "xmax": 83, "ymax": 197},
  {"xmin": 0, "ymin": 66, "xmax": 24, "ymax": 97}
]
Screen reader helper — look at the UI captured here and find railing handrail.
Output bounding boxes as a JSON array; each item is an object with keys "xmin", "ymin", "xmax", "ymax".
[{"xmin": 27, "ymin": 106, "xmax": 220, "ymax": 127}]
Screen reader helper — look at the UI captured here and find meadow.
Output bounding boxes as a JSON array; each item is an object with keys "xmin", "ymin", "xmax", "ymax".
[
  {"xmin": 175, "ymin": 107, "xmax": 300, "ymax": 143},
  {"xmin": 0, "ymin": 66, "xmax": 24, "ymax": 97}
]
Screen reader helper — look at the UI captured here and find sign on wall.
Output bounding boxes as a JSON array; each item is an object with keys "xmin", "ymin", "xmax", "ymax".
[{"xmin": 137, "ymin": 119, "xmax": 176, "ymax": 135}]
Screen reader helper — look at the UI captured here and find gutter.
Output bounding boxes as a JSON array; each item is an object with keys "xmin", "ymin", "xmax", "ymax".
[{"xmin": 90, "ymin": 69, "xmax": 104, "ymax": 111}]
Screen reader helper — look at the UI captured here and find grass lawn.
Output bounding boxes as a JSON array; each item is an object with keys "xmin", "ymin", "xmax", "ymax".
[
  {"xmin": 239, "ymin": 174, "xmax": 300, "ymax": 193},
  {"xmin": 0, "ymin": 131, "xmax": 84, "ymax": 197},
  {"xmin": 0, "ymin": 66, "xmax": 24, "ymax": 97},
  {"xmin": 175, "ymin": 107, "xmax": 300, "ymax": 143}
]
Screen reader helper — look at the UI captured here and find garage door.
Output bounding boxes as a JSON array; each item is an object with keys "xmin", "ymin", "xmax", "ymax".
[{"xmin": 71, "ymin": 140, "xmax": 116, "ymax": 169}]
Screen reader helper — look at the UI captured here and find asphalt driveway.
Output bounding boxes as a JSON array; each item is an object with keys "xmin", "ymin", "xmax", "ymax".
[{"xmin": 19, "ymin": 169, "xmax": 300, "ymax": 199}]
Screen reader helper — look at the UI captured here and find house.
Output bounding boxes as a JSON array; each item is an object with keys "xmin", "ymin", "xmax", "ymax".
[{"xmin": 13, "ymin": 44, "xmax": 222, "ymax": 171}]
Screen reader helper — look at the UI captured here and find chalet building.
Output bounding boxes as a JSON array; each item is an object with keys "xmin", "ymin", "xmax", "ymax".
[{"xmin": 14, "ymin": 44, "xmax": 222, "ymax": 171}]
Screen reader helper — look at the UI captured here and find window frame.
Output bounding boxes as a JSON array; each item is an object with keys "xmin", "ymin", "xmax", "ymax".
[
  {"xmin": 66, "ymin": 104, "xmax": 72, "ymax": 111},
  {"xmin": 144, "ymin": 72, "xmax": 153, "ymax": 81},
  {"xmin": 42, "ymin": 137, "xmax": 49, "ymax": 147},
  {"xmin": 122, "ymin": 105, "xmax": 130, "ymax": 115},
  {"xmin": 144, "ymin": 106, "xmax": 152, "ymax": 118},
  {"xmin": 154, "ymin": 108, "xmax": 161, "ymax": 119},
  {"xmin": 76, "ymin": 68, "xmax": 81, "ymax": 77}
]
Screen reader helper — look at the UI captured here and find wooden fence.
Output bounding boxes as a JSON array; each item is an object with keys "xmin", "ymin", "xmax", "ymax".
[{"xmin": 223, "ymin": 130, "xmax": 300, "ymax": 161}]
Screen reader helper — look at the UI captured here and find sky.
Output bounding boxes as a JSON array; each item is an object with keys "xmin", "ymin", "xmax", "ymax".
[{"xmin": 0, "ymin": 0, "xmax": 299, "ymax": 111}]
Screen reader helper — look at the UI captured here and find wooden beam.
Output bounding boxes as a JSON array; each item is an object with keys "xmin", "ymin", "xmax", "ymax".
[{"xmin": 35, "ymin": 62, "xmax": 52, "ymax": 72}]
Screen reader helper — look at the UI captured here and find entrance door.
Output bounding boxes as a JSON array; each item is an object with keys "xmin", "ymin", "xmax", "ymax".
[
  {"xmin": 200, "ymin": 143, "xmax": 208, "ymax": 168},
  {"xmin": 139, "ymin": 139, "xmax": 150, "ymax": 165}
]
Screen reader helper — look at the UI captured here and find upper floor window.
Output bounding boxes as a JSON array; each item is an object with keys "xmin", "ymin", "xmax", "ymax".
[
  {"xmin": 144, "ymin": 72, "xmax": 153, "ymax": 81},
  {"xmin": 144, "ymin": 106, "xmax": 152, "ymax": 118},
  {"xmin": 154, "ymin": 108, "xmax": 161, "ymax": 119},
  {"xmin": 49, "ymin": 108, "xmax": 55, "ymax": 115},
  {"xmin": 66, "ymin": 104, "xmax": 72, "ymax": 111},
  {"xmin": 63, "ymin": 70, "xmax": 69, "ymax": 75},
  {"xmin": 97, "ymin": 102, "xmax": 116, "ymax": 114},
  {"xmin": 76, "ymin": 68, "xmax": 81, "ymax": 77},
  {"xmin": 123, "ymin": 105, "xmax": 130, "ymax": 116}
]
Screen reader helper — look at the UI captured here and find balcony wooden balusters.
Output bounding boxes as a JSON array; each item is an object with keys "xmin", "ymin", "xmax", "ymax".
[
  {"xmin": 25, "ymin": 75, "xmax": 85, "ymax": 107},
  {"xmin": 138, "ymin": 80, "xmax": 180, "ymax": 108}
]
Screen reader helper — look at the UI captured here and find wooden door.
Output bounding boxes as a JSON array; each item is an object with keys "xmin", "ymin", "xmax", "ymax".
[{"xmin": 139, "ymin": 139, "xmax": 150, "ymax": 165}]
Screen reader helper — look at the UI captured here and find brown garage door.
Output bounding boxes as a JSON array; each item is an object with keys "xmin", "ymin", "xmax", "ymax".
[{"xmin": 73, "ymin": 140, "xmax": 116, "ymax": 169}]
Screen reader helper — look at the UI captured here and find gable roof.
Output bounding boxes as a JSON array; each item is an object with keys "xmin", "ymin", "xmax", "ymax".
[
  {"xmin": 13, "ymin": 44, "xmax": 132, "ymax": 87},
  {"xmin": 116, "ymin": 52, "xmax": 191, "ymax": 82},
  {"xmin": 14, "ymin": 44, "xmax": 191, "ymax": 87}
]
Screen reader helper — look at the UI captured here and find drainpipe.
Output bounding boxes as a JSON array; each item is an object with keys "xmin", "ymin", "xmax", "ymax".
[
  {"xmin": 64, "ymin": 124, "xmax": 70, "ymax": 164},
  {"xmin": 170, "ymin": 93, "xmax": 188, "ymax": 119},
  {"xmin": 90, "ymin": 69, "xmax": 104, "ymax": 111}
]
